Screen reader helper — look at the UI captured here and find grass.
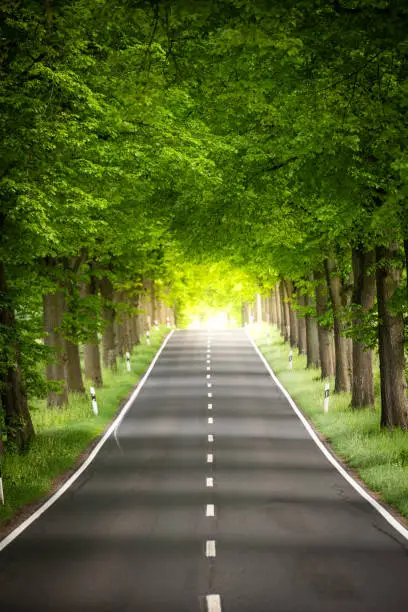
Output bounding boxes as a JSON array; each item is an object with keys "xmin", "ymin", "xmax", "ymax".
[
  {"xmin": 251, "ymin": 324, "xmax": 408, "ymax": 520},
  {"xmin": 0, "ymin": 327, "xmax": 169, "ymax": 526}
]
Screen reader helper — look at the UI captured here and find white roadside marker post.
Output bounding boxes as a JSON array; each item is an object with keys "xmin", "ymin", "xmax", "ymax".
[
  {"xmin": 146, "ymin": 330, "xmax": 151, "ymax": 346},
  {"xmin": 155, "ymin": 319, "xmax": 159, "ymax": 331},
  {"xmin": 288, "ymin": 350, "xmax": 293, "ymax": 370},
  {"xmin": 126, "ymin": 351, "xmax": 131, "ymax": 372},
  {"xmin": 166, "ymin": 316, "xmax": 171, "ymax": 329},
  {"xmin": 0, "ymin": 465, "xmax": 4, "ymax": 505},
  {"xmin": 324, "ymin": 382, "xmax": 330, "ymax": 413},
  {"xmin": 90, "ymin": 386, "xmax": 98, "ymax": 416}
]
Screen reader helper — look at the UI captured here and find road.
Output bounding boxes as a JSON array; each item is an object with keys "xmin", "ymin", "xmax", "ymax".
[{"xmin": 1, "ymin": 328, "xmax": 408, "ymax": 611}]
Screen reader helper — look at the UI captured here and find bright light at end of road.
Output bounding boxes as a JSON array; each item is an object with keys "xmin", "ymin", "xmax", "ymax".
[{"xmin": 188, "ymin": 312, "xmax": 233, "ymax": 329}]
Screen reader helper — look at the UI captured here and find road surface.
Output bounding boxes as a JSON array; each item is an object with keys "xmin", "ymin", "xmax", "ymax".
[{"xmin": 1, "ymin": 329, "xmax": 408, "ymax": 611}]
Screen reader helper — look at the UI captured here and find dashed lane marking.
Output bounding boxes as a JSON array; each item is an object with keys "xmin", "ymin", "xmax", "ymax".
[
  {"xmin": 206, "ymin": 504, "xmax": 215, "ymax": 517},
  {"xmin": 206, "ymin": 594, "xmax": 222, "ymax": 612},
  {"xmin": 206, "ymin": 540, "xmax": 216, "ymax": 557}
]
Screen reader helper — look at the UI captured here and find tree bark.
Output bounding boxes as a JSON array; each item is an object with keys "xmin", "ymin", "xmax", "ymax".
[
  {"xmin": 274, "ymin": 283, "xmax": 281, "ymax": 330},
  {"xmin": 83, "ymin": 275, "xmax": 103, "ymax": 387},
  {"xmin": 132, "ymin": 294, "xmax": 141, "ymax": 345},
  {"xmin": 285, "ymin": 280, "xmax": 298, "ymax": 348},
  {"xmin": 325, "ymin": 258, "xmax": 351, "ymax": 393},
  {"xmin": 279, "ymin": 281, "xmax": 290, "ymax": 341},
  {"xmin": 315, "ymin": 272, "xmax": 335, "ymax": 379},
  {"xmin": 376, "ymin": 245, "xmax": 408, "ymax": 428},
  {"xmin": 270, "ymin": 289, "xmax": 277, "ymax": 326},
  {"xmin": 150, "ymin": 280, "xmax": 157, "ymax": 326},
  {"xmin": 255, "ymin": 293, "xmax": 262, "ymax": 323},
  {"xmin": 100, "ymin": 277, "xmax": 117, "ymax": 370},
  {"xmin": 43, "ymin": 287, "xmax": 69, "ymax": 407},
  {"xmin": 305, "ymin": 292, "xmax": 320, "ymax": 369},
  {"xmin": 351, "ymin": 247, "xmax": 375, "ymax": 408},
  {"xmin": 64, "ymin": 339, "xmax": 84, "ymax": 393},
  {"xmin": 296, "ymin": 289, "xmax": 307, "ymax": 355},
  {"xmin": 0, "ymin": 262, "xmax": 35, "ymax": 451}
]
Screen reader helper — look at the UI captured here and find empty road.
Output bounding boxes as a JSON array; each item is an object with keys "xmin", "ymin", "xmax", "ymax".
[{"xmin": 1, "ymin": 329, "xmax": 408, "ymax": 611}]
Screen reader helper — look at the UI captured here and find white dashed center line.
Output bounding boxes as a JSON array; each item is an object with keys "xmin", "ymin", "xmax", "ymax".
[
  {"xmin": 207, "ymin": 366, "xmax": 211, "ymax": 371},
  {"xmin": 208, "ymin": 417, "xmax": 214, "ymax": 424},
  {"xmin": 207, "ymin": 383, "xmax": 212, "ymax": 388},
  {"xmin": 206, "ymin": 540, "xmax": 216, "ymax": 557},
  {"xmin": 206, "ymin": 374, "xmax": 211, "ymax": 379},
  {"xmin": 208, "ymin": 392, "xmax": 212, "ymax": 398},
  {"xmin": 207, "ymin": 453, "xmax": 213, "ymax": 463},
  {"xmin": 208, "ymin": 434, "xmax": 214, "ymax": 442},
  {"xmin": 206, "ymin": 477, "xmax": 214, "ymax": 487},
  {"xmin": 208, "ymin": 403, "xmax": 212, "ymax": 409},
  {"xmin": 206, "ymin": 504, "xmax": 215, "ymax": 517},
  {"xmin": 206, "ymin": 359, "xmax": 211, "ymax": 364},
  {"xmin": 206, "ymin": 594, "xmax": 222, "ymax": 612}
]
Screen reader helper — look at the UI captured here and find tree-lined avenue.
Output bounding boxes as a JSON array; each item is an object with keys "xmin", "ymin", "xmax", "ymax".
[{"xmin": 1, "ymin": 329, "xmax": 408, "ymax": 611}]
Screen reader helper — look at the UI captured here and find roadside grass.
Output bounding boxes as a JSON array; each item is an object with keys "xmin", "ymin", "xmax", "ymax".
[
  {"xmin": 0, "ymin": 328, "xmax": 169, "ymax": 526},
  {"xmin": 251, "ymin": 324, "xmax": 408, "ymax": 520}
]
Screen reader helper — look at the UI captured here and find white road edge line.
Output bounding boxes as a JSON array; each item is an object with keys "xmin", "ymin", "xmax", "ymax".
[
  {"xmin": 206, "ymin": 594, "xmax": 222, "ymax": 612},
  {"xmin": 206, "ymin": 540, "xmax": 216, "ymax": 557},
  {"xmin": 245, "ymin": 327, "xmax": 408, "ymax": 542},
  {"xmin": 0, "ymin": 330, "xmax": 176, "ymax": 552}
]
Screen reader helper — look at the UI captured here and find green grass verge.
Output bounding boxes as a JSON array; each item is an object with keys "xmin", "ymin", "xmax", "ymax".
[
  {"xmin": 0, "ymin": 327, "xmax": 169, "ymax": 526},
  {"xmin": 251, "ymin": 324, "xmax": 408, "ymax": 520}
]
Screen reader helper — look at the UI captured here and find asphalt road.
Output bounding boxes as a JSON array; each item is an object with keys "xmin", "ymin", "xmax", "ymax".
[{"xmin": 1, "ymin": 328, "xmax": 408, "ymax": 611}]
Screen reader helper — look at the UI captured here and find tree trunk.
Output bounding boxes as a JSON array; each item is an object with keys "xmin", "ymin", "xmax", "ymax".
[
  {"xmin": 376, "ymin": 245, "xmax": 408, "ymax": 428},
  {"xmin": 274, "ymin": 283, "xmax": 281, "ymax": 329},
  {"xmin": 64, "ymin": 339, "xmax": 84, "ymax": 393},
  {"xmin": 305, "ymin": 292, "xmax": 320, "ymax": 369},
  {"xmin": 279, "ymin": 281, "xmax": 290, "ymax": 341},
  {"xmin": 255, "ymin": 293, "xmax": 262, "ymax": 323},
  {"xmin": 132, "ymin": 295, "xmax": 141, "ymax": 345},
  {"xmin": 325, "ymin": 258, "xmax": 351, "ymax": 393},
  {"xmin": 43, "ymin": 288, "xmax": 69, "ymax": 407},
  {"xmin": 100, "ymin": 277, "xmax": 117, "ymax": 371},
  {"xmin": 0, "ymin": 262, "xmax": 35, "ymax": 451},
  {"xmin": 150, "ymin": 280, "xmax": 157, "ymax": 326},
  {"xmin": 270, "ymin": 289, "xmax": 277, "ymax": 326},
  {"xmin": 296, "ymin": 290, "xmax": 307, "ymax": 355},
  {"xmin": 285, "ymin": 280, "xmax": 298, "ymax": 348},
  {"xmin": 83, "ymin": 275, "xmax": 103, "ymax": 387},
  {"xmin": 351, "ymin": 247, "xmax": 375, "ymax": 408},
  {"xmin": 315, "ymin": 273, "xmax": 335, "ymax": 379}
]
